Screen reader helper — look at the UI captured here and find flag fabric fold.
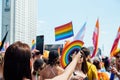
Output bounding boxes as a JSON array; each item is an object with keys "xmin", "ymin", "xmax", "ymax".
[
  {"xmin": 110, "ymin": 27, "xmax": 120, "ymax": 57},
  {"xmin": 91, "ymin": 19, "xmax": 99, "ymax": 58},
  {"xmin": 73, "ymin": 22, "xmax": 86, "ymax": 41},
  {"xmin": 55, "ymin": 22, "xmax": 74, "ymax": 41}
]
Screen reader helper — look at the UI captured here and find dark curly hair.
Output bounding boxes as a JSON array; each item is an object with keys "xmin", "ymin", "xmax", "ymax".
[
  {"xmin": 33, "ymin": 59, "xmax": 45, "ymax": 76},
  {"xmin": 48, "ymin": 50, "xmax": 59, "ymax": 66}
]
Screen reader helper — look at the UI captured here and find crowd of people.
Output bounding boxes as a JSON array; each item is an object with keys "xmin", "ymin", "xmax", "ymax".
[{"xmin": 0, "ymin": 41, "xmax": 120, "ymax": 80}]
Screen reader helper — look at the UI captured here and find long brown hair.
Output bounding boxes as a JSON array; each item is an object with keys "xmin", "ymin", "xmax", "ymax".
[
  {"xmin": 80, "ymin": 50, "xmax": 88, "ymax": 74},
  {"xmin": 3, "ymin": 41, "xmax": 31, "ymax": 80}
]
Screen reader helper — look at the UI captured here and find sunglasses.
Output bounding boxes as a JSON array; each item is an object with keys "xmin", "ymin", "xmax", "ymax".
[{"xmin": 116, "ymin": 56, "xmax": 120, "ymax": 59}]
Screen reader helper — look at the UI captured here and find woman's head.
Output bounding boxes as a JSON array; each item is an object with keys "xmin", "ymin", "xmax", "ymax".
[
  {"xmin": 109, "ymin": 57, "xmax": 116, "ymax": 68},
  {"xmin": 81, "ymin": 47, "xmax": 91, "ymax": 62},
  {"xmin": 79, "ymin": 50, "xmax": 88, "ymax": 74},
  {"xmin": 3, "ymin": 41, "xmax": 31, "ymax": 80},
  {"xmin": 33, "ymin": 58, "xmax": 45, "ymax": 75},
  {"xmin": 48, "ymin": 50, "xmax": 59, "ymax": 66},
  {"xmin": 93, "ymin": 59, "xmax": 101, "ymax": 70},
  {"xmin": 115, "ymin": 52, "xmax": 120, "ymax": 68},
  {"xmin": 102, "ymin": 57, "xmax": 110, "ymax": 72},
  {"xmin": 77, "ymin": 51, "xmax": 84, "ymax": 64},
  {"xmin": 112, "ymin": 49, "xmax": 120, "ymax": 69}
]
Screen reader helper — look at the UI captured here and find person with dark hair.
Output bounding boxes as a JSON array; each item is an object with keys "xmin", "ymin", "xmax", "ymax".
[
  {"xmin": 102, "ymin": 56, "xmax": 111, "ymax": 78},
  {"xmin": 32, "ymin": 58, "xmax": 46, "ymax": 80},
  {"xmin": 48, "ymin": 50, "xmax": 59, "ymax": 66},
  {"xmin": 102, "ymin": 57, "xmax": 110, "ymax": 72},
  {"xmin": 81, "ymin": 47, "xmax": 91, "ymax": 62},
  {"xmin": 31, "ymin": 49, "xmax": 43, "ymax": 73},
  {"xmin": 81, "ymin": 47, "xmax": 98, "ymax": 80},
  {"xmin": 45, "ymin": 51, "xmax": 83, "ymax": 80},
  {"xmin": 93, "ymin": 59, "xmax": 109, "ymax": 80},
  {"xmin": 3, "ymin": 41, "xmax": 32, "ymax": 80},
  {"xmin": 69, "ymin": 50, "xmax": 88, "ymax": 80},
  {"xmin": 40, "ymin": 50, "xmax": 64, "ymax": 80}
]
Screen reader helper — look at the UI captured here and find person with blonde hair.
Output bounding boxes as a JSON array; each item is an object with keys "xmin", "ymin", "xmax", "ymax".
[{"xmin": 110, "ymin": 48, "xmax": 120, "ymax": 79}]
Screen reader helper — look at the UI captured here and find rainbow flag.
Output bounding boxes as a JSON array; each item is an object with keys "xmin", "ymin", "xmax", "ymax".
[
  {"xmin": 64, "ymin": 40, "xmax": 71, "ymax": 48},
  {"xmin": 91, "ymin": 19, "xmax": 99, "ymax": 58},
  {"xmin": 110, "ymin": 27, "xmax": 120, "ymax": 57},
  {"xmin": 61, "ymin": 40, "xmax": 84, "ymax": 68},
  {"xmin": 31, "ymin": 40, "xmax": 36, "ymax": 50},
  {"xmin": 73, "ymin": 22, "xmax": 86, "ymax": 41},
  {"xmin": 55, "ymin": 22, "xmax": 74, "ymax": 41}
]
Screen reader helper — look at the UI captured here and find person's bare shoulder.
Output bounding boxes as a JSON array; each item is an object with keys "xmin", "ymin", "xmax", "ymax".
[{"xmin": 56, "ymin": 66, "xmax": 64, "ymax": 74}]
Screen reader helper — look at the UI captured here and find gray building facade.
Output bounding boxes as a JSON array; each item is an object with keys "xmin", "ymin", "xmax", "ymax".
[{"xmin": 1, "ymin": 0, "xmax": 38, "ymax": 46}]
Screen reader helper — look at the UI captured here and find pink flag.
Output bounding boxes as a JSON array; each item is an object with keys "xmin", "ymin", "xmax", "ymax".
[
  {"xmin": 73, "ymin": 22, "xmax": 86, "ymax": 41},
  {"xmin": 91, "ymin": 19, "xmax": 99, "ymax": 58},
  {"xmin": 110, "ymin": 27, "xmax": 120, "ymax": 57}
]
